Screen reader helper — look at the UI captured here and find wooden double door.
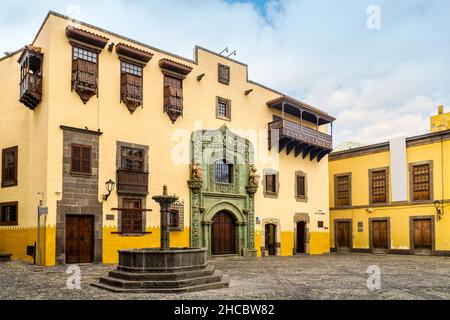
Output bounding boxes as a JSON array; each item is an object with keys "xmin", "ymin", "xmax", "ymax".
[
  {"xmin": 211, "ymin": 211, "xmax": 236, "ymax": 255},
  {"xmin": 413, "ymin": 219, "xmax": 432, "ymax": 251},
  {"xmin": 372, "ymin": 220, "xmax": 388, "ymax": 250},
  {"xmin": 336, "ymin": 221, "xmax": 351, "ymax": 249},
  {"xmin": 66, "ymin": 215, "xmax": 94, "ymax": 264}
]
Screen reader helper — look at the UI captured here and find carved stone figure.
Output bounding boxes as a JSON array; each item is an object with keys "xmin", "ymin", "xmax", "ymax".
[
  {"xmin": 192, "ymin": 162, "xmax": 204, "ymax": 182},
  {"xmin": 248, "ymin": 165, "xmax": 260, "ymax": 188}
]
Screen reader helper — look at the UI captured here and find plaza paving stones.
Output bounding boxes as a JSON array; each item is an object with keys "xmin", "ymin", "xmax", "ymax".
[{"xmin": 0, "ymin": 253, "xmax": 449, "ymax": 300}]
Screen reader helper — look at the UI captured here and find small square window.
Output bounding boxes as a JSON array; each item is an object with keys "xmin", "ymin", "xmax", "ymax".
[
  {"xmin": 0, "ymin": 202, "xmax": 18, "ymax": 226},
  {"xmin": 216, "ymin": 97, "xmax": 231, "ymax": 121},
  {"xmin": 318, "ymin": 221, "xmax": 324, "ymax": 228}
]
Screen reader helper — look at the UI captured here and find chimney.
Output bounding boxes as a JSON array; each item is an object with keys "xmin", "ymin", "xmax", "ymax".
[{"xmin": 438, "ymin": 105, "xmax": 444, "ymax": 115}]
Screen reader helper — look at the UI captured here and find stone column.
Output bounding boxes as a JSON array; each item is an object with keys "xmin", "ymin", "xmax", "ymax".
[
  {"xmin": 152, "ymin": 185, "xmax": 178, "ymax": 251},
  {"xmin": 188, "ymin": 180, "xmax": 203, "ymax": 248},
  {"xmin": 202, "ymin": 221, "xmax": 212, "ymax": 256},
  {"xmin": 246, "ymin": 186, "xmax": 258, "ymax": 257}
]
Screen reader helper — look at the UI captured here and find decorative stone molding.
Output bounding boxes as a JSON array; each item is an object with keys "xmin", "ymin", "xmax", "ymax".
[
  {"xmin": 218, "ymin": 63, "xmax": 230, "ymax": 85},
  {"xmin": 189, "ymin": 125, "xmax": 256, "ymax": 256}
]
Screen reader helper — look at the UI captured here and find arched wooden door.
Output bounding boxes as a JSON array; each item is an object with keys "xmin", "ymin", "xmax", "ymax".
[{"xmin": 211, "ymin": 211, "xmax": 236, "ymax": 255}]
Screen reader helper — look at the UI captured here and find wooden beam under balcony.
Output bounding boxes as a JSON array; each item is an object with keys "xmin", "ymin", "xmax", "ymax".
[{"xmin": 268, "ymin": 118, "xmax": 333, "ymax": 162}]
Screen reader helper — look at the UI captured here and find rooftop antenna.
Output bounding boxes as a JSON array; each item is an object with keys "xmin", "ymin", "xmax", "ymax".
[
  {"xmin": 219, "ymin": 47, "xmax": 229, "ymax": 55},
  {"xmin": 226, "ymin": 50, "xmax": 237, "ymax": 58}
]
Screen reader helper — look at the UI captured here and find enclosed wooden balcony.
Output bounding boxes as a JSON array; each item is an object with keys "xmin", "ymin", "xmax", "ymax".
[
  {"xmin": 19, "ymin": 73, "xmax": 42, "ymax": 110},
  {"xmin": 267, "ymin": 96, "xmax": 335, "ymax": 162},
  {"xmin": 117, "ymin": 170, "xmax": 149, "ymax": 195},
  {"xmin": 18, "ymin": 46, "xmax": 43, "ymax": 110},
  {"xmin": 268, "ymin": 118, "xmax": 333, "ymax": 162}
]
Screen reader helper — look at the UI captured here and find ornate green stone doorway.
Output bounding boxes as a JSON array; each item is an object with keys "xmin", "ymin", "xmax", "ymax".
[{"xmin": 188, "ymin": 125, "xmax": 258, "ymax": 257}]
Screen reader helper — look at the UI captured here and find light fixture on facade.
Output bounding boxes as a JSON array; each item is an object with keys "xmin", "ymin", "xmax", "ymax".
[
  {"xmin": 435, "ymin": 200, "xmax": 443, "ymax": 221},
  {"xmin": 103, "ymin": 179, "xmax": 116, "ymax": 201}
]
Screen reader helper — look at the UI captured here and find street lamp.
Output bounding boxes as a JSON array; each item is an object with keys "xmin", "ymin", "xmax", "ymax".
[{"xmin": 103, "ymin": 179, "xmax": 115, "ymax": 201}]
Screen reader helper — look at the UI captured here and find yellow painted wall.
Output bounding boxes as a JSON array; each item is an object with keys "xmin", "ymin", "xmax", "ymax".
[
  {"xmin": 329, "ymin": 138, "xmax": 450, "ymax": 251},
  {"xmin": 1, "ymin": 12, "xmax": 332, "ymax": 265}
]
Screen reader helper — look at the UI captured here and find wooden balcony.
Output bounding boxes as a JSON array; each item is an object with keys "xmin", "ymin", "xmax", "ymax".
[
  {"xmin": 268, "ymin": 118, "xmax": 333, "ymax": 162},
  {"xmin": 19, "ymin": 73, "xmax": 42, "ymax": 110},
  {"xmin": 117, "ymin": 170, "xmax": 149, "ymax": 195}
]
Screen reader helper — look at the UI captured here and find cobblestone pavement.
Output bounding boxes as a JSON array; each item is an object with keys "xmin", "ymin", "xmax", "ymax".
[{"xmin": 1, "ymin": 253, "xmax": 450, "ymax": 300}]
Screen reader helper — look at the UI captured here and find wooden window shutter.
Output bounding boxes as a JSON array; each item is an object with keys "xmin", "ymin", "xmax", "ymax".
[
  {"xmin": 71, "ymin": 145, "xmax": 91, "ymax": 175},
  {"xmin": 71, "ymin": 145, "xmax": 81, "ymax": 173},
  {"xmin": 81, "ymin": 146, "xmax": 91, "ymax": 174},
  {"xmin": 371, "ymin": 169, "xmax": 387, "ymax": 204},
  {"xmin": 297, "ymin": 175, "xmax": 306, "ymax": 197},
  {"xmin": 413, "ymin": 164, "xmax": 431, "ymax": 201},
  {"xmin": 2, "ymin": 147, "xmax": 18, "ymax": 187},
  {"xmin": 336, "ymin": 174, "xmax": 351, "ymax": 207}
]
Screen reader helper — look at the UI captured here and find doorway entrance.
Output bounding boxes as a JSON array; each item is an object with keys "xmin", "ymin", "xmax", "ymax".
[
  {"xmin": 413, "ymin": 219, "xmax": 432, "ymax": 254},
  {"xmin": 265, "ymin": 224, "xmax": 276, "ymax": 256},
  {"xmin": 65, "ymin": 215, "xmax": 94, "ymax": 264},
  {"xmin": 296, "ymin": 221, "xmax": 306, "ymax": 253},
  {"xmin": 336, "ymin": 220, "xmax": 351, "ymax": 251},
  {"xmin": 211, "ymin": 211, "xmax": 236, "ymax": 255},
  {"xmin": 372, "ymin": 220, "xmax": 388, "ymax": 252}
]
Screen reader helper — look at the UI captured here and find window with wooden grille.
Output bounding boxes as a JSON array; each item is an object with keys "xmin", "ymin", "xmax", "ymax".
[
  {"xmin": 335, "ymin": 174, "xmax": 351, "ymax": 207},
  {"xmin": 169, "ymin": 201, "xmax": 184, "ymax": 231},
  {"xmin": 412, "ymin": 163, "xmax": 431, "ymax": 201},
  {"xmin": 121, "ymin": 198, "xmax": 143, "ymax": 234},
  {"xmin": 163, "ymin": 75, "xmax": 183, "ymax": 123},
  {"xmin": 121, "ymin": 147, "xmax": 144, "ymax": 172},
  {"xmin": 120, "ymin": 61, "xmax": 143, "ymax": 113},
  {"xmin": 2, "ymin": 146, "xmax": 18, "ymax": 187},
  {"xmin": 71, "ymin": 144, "xmax": 92, "ymax": 175},
  {"xmin": 170, "ymin": 210, "xmax": 180, "ymax": 229},
  {"xmin": 216, "ymin": 97, "xmax": 231, "ymax": 120},
  {"xmin": 370, "ymin": 169, "xmax": 388, "ymax": 204},
  {"xmin": 266, "ymin": 175, "xmax": 277, "ymax": 193},
  {"xmin": 215, "ymin": 159, "xmax": 233, "ymax": 184},
  {"xmin": 295, "ymin": 172, "xmax": 307, "ymax": 201},
  {"xmin": 71, "ymin": 46, "xmax": 98, "ymax": 104},
  {"xmin": 0, "ymin": 202, "xmax": 18, "ymax": 226}
]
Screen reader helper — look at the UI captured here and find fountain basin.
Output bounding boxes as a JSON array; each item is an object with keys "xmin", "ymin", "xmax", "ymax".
[{"xmin": 118, "ymin": 247, "xmax": 208, "ymax": 273}]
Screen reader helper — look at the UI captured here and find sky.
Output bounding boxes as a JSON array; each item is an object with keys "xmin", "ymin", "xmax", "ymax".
[{"xmin": 1, "ymin": 0, "xmax": 449, "ymax": 146}]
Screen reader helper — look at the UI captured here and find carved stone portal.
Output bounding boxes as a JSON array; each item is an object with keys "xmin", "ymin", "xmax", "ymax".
[{"xmin": 188, "ymin": 125, "xmax": 257, "ymax": 257}]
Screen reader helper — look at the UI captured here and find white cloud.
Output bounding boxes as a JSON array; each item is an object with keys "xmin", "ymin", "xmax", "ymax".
[{"xmin": 1, "ymin": 0, "xmax": 449, "ymax": 146}]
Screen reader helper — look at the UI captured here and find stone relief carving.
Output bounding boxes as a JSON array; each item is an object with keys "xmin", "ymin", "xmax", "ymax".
[{"xmin": 248, "ymin": 165, "xmax": 260, "ymax": 188}]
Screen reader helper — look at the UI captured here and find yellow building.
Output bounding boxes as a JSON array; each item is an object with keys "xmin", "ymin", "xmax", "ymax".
[
  {"xmin": 329, "ymin": 107, "xmax": 450, "ymax": 256},
  {"xmin": 0, "ymin": 12, "xmax": 335, "ymax": 266}
]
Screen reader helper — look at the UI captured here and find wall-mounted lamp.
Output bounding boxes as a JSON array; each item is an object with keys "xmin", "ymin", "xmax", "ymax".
[
  {"xmin": 103, "ymin": 179, "xmax": 116, "ymax": 201},
  {"xmin": 245, "ymin": 89, "xmax": 253, "ymax": 96},
  {"xmin": 434, "ymin": 200, "xmax": 443, "ymax": 221},
  {"xmin": 108, "ymin": 42, "xmax": 115, "ymax": 52}
]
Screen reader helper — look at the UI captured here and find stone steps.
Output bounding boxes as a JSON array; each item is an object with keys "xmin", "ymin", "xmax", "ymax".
[
  {"xmin": 99, "ymin": 270, "xmax": 224, "ymax": 289},
  {"xmin": 91, "ymin": 274, "xmax": 229, "ymax": 294},
  {"xmin": 109, "ymin": 265, "xmax": 216, "ymax": 281}
]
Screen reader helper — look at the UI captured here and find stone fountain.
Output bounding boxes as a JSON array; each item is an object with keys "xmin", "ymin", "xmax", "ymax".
[{"xmin": 92, "ymin": 185, "xmax": 229, "ymax": 293}]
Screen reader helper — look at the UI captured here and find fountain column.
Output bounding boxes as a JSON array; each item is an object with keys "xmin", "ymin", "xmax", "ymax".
[{"xmin": 152, "ymin": 185, "xmax": 179, "ymax": 251}]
